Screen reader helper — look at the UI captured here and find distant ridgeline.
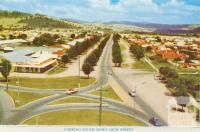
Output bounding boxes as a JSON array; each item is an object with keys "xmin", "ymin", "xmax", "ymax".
[
  {"xmin": 0, "ymin": 10, "xmax": 78, "ymax": 29},
  {"xmin": 0, "ymin": 10, "xmax": 30, "ymax": 18}
]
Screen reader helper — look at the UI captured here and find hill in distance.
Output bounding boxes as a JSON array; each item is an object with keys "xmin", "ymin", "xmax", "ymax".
[
  {"xmin": 0, "ymin": 10, "xmax": 81, "ymax": 30},
  {"xmin": 105, "ymin": 21, "xmax": 200, "ymax": 34}
]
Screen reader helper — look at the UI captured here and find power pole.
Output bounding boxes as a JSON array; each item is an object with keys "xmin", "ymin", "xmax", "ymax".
[
  {"xmin": 78, "ymin": 55, "xmax": 80, "ymax": 88},
  {"xmin": 6, "ymin": 61, "xmax": 8, "ymax": 91},
  {"xmin": 99, "ymin": 86, "xmax": 103, "ymax": 126}
]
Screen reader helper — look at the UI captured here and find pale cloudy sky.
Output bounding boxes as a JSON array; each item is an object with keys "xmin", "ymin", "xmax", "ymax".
[{"xmin": 0, "ymin": 0, "xmax": 200, "ymax": 24}]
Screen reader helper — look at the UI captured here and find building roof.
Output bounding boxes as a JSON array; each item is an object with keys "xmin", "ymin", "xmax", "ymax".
[
  {"xmin": 0, "ymin": 39, "xmax": 27, "ymax": 45},
  {"xmin": 30, "ymin": 50, "xmax": 57, "ymax": 64},
  {"xmin": 68, "ymin": 38, "xmax": 84, "ymax": 46},
  {"xmin": 158, "ymin": 50, "xmax": 188, "ymax": 59},
  {"xmin": 0, "ymin": 47, "xmax": 61, "ymax": 63},
  {"xmin": 3, "ymin": 47, "xmax": 14, "ymax": 51}
]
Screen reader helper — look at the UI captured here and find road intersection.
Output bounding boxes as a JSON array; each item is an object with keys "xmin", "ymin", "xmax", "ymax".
[{"xmin": 0, "ymin": 35, "xmax": 163, "ymax": 126}]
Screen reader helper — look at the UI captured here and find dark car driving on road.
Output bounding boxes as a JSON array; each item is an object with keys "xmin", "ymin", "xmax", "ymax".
[{"xmin": 149, "ymin": 117, "xmax": 162, "ymax": 126}]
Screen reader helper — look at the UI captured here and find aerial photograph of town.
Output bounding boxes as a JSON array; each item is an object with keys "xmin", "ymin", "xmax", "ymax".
[{"xmin": 0, "ymin": 0, "xmax": 200, "ymax": 131}]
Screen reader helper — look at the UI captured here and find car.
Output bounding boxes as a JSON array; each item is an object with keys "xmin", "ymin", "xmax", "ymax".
[
  {"xmin": 149, "ymin": 117, "xmax": 162, "ymax": 126},
  {"xmin": 128, "ymin": 90, "xmax": 136, "ymax": 97},
  {"xmin": 66, "ymin": 88, "xmax": 79, "ymax": 95}
]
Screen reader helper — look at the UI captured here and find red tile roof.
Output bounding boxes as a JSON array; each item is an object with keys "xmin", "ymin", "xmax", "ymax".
[{"xmin": 158, "ymin": 50, "xmax": 188, "ymax": 59}]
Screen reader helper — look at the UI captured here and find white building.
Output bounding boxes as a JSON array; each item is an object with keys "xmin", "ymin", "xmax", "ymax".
[{"xmin": 14, "ymin": 50, "xmax": 58, "ymax": 73}]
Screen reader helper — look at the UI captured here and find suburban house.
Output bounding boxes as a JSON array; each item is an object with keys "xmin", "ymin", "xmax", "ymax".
[
  {"xmin": 178, "ymin": 60, "xmax": 200, "ymax": 68},
  {"xmin": 158, "ymin": 50, "xmax": 188, "ymax": 60}
]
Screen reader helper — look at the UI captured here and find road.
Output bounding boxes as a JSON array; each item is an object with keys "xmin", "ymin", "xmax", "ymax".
[{"xmin": 0, "ymin": 35, "xmax": 151, "ymax": 125}]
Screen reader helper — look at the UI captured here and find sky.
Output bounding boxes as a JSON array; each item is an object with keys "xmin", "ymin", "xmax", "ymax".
[{"xmin": 0, "ymin": 0, "xmax": 200, "ymax": 24}]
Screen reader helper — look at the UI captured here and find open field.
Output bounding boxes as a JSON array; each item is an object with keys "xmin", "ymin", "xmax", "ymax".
[
  {"xmin": 1, "ymin": 76, "xmax": 95, "ymax": 90},
  {"xmin": 90, "ymin": 85, "xmax": 122, "ymax": 101},
  {"xmin": 49, "ymin": 97, "xmax": 98, "ymax": 105},
  {"xmin": 23, "ymin": 110, "xmax": 145, "ymax": 126},
  {"xmin": 7, "ymin": 91, "xmax": 51, "ymax": 107}
]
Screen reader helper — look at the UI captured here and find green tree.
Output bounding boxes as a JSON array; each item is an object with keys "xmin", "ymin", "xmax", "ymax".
[
  {"xmin": 33, "ymin": 33, "xmax": 55, "ymax": 46},
  {"xmin": 86, "ymin": 53, "xmax": 98, "ymax": 66},
  {"xmin": 0, "ymin": 25, "xmax": 3, "ymax": 31},
  {"xmin": 130, "ymin": 45, "xmax": 144, "ymax": 60},
  {"xmin": 159, "ymin": 67, "xmax": 178, "ymax": 78},
  {"xmin": 61, "ymin": 54, "xmax": 70, "ymax": 66},
  {"xmin": 71, "ymin": 34, "xmax": 76, "ymax": 39},
  {"xmin": 82, "ymin": 63, "xmax": 93, "ymax": 79},
  {"xmin": 0, "ymin": 59, "xmax": 12, "ymax": 90}
]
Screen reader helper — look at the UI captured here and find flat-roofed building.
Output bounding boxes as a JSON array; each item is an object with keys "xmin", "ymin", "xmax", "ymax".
[
  {"xmin": 14, "ymin": 50, "xmax": 58, "ymax": 73},
  {"xmin": 0, "ymin": 47, "xmax": 61, "ymax": 73},
  {"xmin": 0, "ymin": 39, "xmax": 27, "ymax": 47}
]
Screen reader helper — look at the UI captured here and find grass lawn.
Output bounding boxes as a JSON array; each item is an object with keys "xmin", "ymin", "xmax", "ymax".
[
  {"xmin": 90, "ymin": 85, "xmax": 122, "ymax": 101},
  {"xmin": 7, "ymin": 91, "xmax": 51, "ymax": 107},
  {"xmin": 47, "ymin": 65, "xmax": 66, "ymax": 75},
  {"xmin": 49, "ymin": 97, "xmax": 98, "ymax": 105},
  {"xmin": 2, "ymin": 76, "xmax": 96, "ymax": 90},
  {"xmin": 151, "ymin": 60, "xmax": 200, "ymax": 73},
  {"xmin": 132, "ymin": 59, "xmax": 155, "ymax": 71},
  {"xmin": 23, "ymin": 110, "xmax": 145, "ymax": 126}
]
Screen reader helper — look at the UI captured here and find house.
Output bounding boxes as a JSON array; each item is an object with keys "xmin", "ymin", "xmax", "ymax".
[{"xmin": 158, "ymin": 50, "xmax": 188, "ymax": 60}]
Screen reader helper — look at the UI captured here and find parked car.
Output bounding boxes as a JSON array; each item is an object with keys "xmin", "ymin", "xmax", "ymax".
[
  {"xmin": 66, "ymin": 88, "xmax": 79, "ymax": 95},
  {"xmin": 128, "ymin": 90, "xmax": 136, "ymax": 97},
  {"xmin": 149, "ymin": 117, "xmax": 162, "ymax": 126}
]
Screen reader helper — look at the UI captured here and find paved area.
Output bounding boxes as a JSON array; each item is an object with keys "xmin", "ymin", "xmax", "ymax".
[
  {"xmin": 0, "ymin": 90, "xmax": 15, "ymax": 122},
  {"xmin": 0, "ymin": 35, "xmax": 150, "ymax": 126}
]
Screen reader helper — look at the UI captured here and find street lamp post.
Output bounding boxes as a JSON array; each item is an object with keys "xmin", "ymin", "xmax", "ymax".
[
  {"xmin": 99, "ymin": 86, "xmax": 103, "ymax": 126},
  {"xmin": 6, "ymin": 61, "xmax": 8, "ymax": 91},
  {"xmin": 16, "ymin": 76, "xmax": 20, "ymax": 105},
  {"xmin": 78, "ymin": 55, "xmax": 81, "ymax": 88}
]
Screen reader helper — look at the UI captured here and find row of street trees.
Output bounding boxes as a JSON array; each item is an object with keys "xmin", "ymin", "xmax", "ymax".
[
  {"xmin": 112, "ymin": 33, "xmax": 122, "ymax": 67},
  {"xmin": 82, "ymin": 35, "xmax": 110, "ymax": 78},
  {"xmin": 159, "ymin": 67, "xmax": 200, "ymax": 98},
  {"xmin": 61, "ymin": 35, "xmax": 101, "ymax": 66},
  {"xmin": 129, "ymin": 44, "xmax": 145, "ymax": 60}
]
